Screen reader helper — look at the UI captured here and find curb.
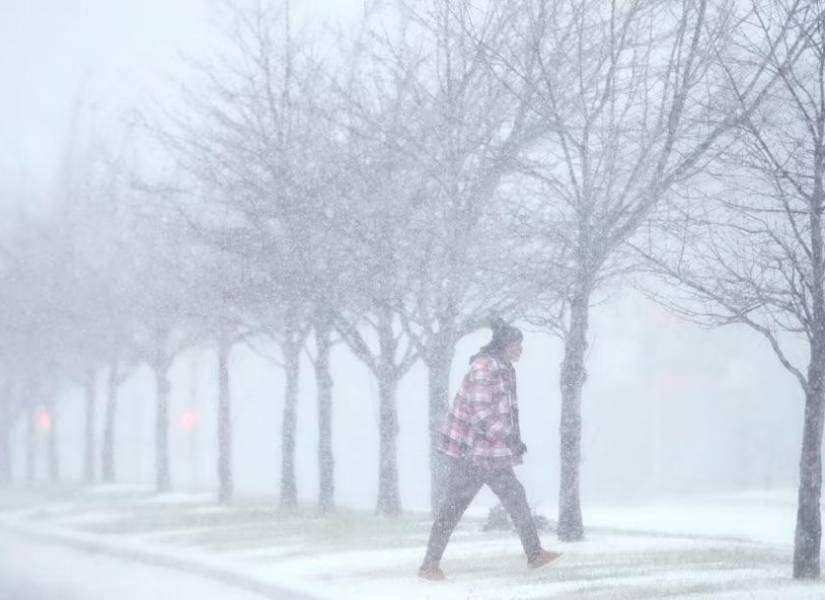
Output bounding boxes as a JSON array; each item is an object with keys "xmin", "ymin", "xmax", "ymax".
[{"xmin": 1, "ymin": 520, "xmax": 326, "ymax": 600}]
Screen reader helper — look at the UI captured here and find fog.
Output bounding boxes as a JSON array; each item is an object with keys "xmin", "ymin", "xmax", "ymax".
[
  {"xmin": 13, "ymin": 291, "xmax": 803, "ymax": 507},
  {"xmin": 2, "ymin": 1, "xmax": 823, "ymax": 597}
]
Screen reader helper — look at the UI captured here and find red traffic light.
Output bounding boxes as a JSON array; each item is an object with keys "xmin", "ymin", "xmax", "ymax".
[
  {"xmin": 37, "ymin": 410, "xmax": 53, "ymax": 432},
  {"xmin": 180, "ymin": 410, "xmax": 197, "ymax": 432}
]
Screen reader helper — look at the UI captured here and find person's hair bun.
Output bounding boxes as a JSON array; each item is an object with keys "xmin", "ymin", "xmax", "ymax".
[{"xmin": 489, "ymin": 316, "xmax": 506, "ymax": 333}]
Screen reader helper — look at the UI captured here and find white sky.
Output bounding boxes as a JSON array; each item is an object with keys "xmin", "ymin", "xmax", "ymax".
[{"xmin": 0, "ymin": 0, "xmax": 364, "ymax": 208}]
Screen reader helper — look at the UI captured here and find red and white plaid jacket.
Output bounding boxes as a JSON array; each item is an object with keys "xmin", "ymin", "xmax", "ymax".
[{"xmin": 437, "ymin": 353, "xmax": 522, "ymax": 470}]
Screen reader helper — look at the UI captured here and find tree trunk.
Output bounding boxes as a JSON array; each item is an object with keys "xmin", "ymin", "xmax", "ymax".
[
  {"xmin": 794, "ymin": 161, "xmax": 825, "ymax": 579},
  {"xmin": 25, "ymin": 407, "xmax": 35, "ymax": 484},
  {"xmin": 101, "ymin": 355, "xmax": 120, "ymax": 484},
  {"xmin": 45, "ymin": 395, "xmax": 59, "ymax": 484},
  {"xmin": 217, "ymin": 336, "xmax": 233, "ymax": 504},
  {"xmin": 0, "ymin": 423, "xmax": 9, "ymax": 485},
  {"xmin": 558, "ymin": 287, "xmax": 591, "ymax": 542},
  {"xmin": 426, "ymin": 338, "xmax": 454, "ymax": 513},
  {"xmin": 154, "ymin": 364, "xmax": 172, "ymax": 493},
  {"xmin": 280, "ymin": 338, "xmax": 300, "ymax": 509},
  {"xmin": 314, "ymin": 322, "xmax": 335, "ymax": 513},
  {"xmin": 376, "ymin": 371, "xmax": 401, "ymax": 516},
  {"xmin": 83, "ymin": 368, "xmax": 97, "ymax": 484},
  {"xmin": 0, "ymin": 396, "xmax": 11, "ymax": 485},
  {"xmin": 793, "ymin": 367, "xmax": 825, "ymax": 578}
]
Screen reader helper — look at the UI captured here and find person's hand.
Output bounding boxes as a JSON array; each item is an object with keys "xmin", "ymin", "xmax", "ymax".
[{"xmin": 506, "ymin": 433, "xmax": 528, "ymax": 456}]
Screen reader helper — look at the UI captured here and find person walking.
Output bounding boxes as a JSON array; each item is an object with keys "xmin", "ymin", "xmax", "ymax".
[{"xmin": 419, "ymin": 319, "xmax": 561, "ymax": 581}]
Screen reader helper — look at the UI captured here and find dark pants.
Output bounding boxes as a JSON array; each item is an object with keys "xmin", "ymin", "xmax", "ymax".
[{"xmin": 422, "ymin": 457, "xmax": 542, "ymax": 565}]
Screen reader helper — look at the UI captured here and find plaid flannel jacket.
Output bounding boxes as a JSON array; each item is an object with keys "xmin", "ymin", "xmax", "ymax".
[{"xmin": 437, "ymin": 353, "xmax": 522, "ymax": 470}]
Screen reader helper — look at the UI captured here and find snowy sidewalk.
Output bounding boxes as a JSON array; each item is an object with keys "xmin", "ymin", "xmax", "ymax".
[
  {"xmin": 0, "ymin": 487, "xmax": 821, "ymax": 599},
  {"xmin": 0, "ymin": 531, "xmax": 289, "ymax": 600}
]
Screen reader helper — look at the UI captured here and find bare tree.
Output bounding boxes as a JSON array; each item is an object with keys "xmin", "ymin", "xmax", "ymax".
[
  {"xmin": 121, "ymin": 203, "xmax": 201, "ymax": 493},
  {"xmin": 101, "ymin": 339, "xmax": 132, "ymax": 484},
  {"xmin": 635, "ymin": 2, "xmax": 825, "ymax": 577},
  {"xmin": 0, "ymin": 233, "xmax": 29, "ymax": 484},
  {"xmin": 45, "ymin": 113, "xmax": 143, "ymax": 486},
  {"xmin": 497, "ymin": 0, "xmax": 809, "ymax": 542},
  {"xmin": 310, "ymin": 309, "xmax": 336, "ymax": 513},
  {"xmin": 326, "ymin": 23, "xmax": 429, "ymax": 514},
  {"xmin": 0, "ymin": 212, "xmax": 75, "ymax": 485},
  {"xmin": 187, "ymin": 230, "xmax": 263, "ymax": 504},
  {"xmin": 326, "ymin": 176, "xmax": 420, "ymax": 516},
  {"xmin": 0, "ymin": 379, "xmax": 16, "ymax": 484},
  {"xmin": 152, "ymin": 0, "xmax": 344, "ymax": 508},
  {"xmin": 94, "ymin": 183, "xmax": 141, "ymax": 486},
  {"xmin": 364, "ymin": 0, "xmax": 544, "ymax": 512}
]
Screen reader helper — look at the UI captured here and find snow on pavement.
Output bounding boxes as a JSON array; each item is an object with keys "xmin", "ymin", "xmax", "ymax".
[
  {"xmin": 576, "ymin": 490, "xmax": 797, "ymax": 546},
  {"xmin": 0, "ymin": 530, "xmax": 306, "ymax": 600},
  {"xmin": 0, "ymin": 488, "xmax": 819, "ymax": 599}
]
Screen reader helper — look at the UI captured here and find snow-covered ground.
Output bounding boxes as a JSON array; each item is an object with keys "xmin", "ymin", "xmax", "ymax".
[
  {"xmin": 0, "ymin": 487, "xmax": 820, "ymax": 599},
  {"xmin": 0, "ymin": 531, "xmax": 300, "ymax": 600},
  {"xmin": 582, "ymin": 490, "xmax": 797, "ymax": 546}
]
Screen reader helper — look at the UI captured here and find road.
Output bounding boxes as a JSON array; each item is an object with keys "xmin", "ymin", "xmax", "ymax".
[{"xmin": 0, "ymin": 532, "xmax": 312, "ymax": 600}]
